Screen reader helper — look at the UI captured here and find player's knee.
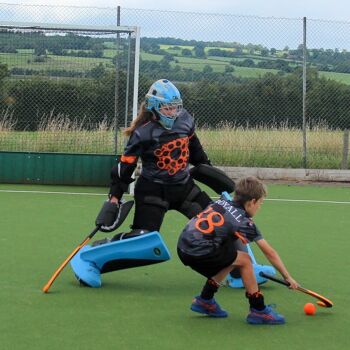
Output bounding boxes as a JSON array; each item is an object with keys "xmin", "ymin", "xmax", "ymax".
[{"xmin": 235, "ymin": 251, "xmax": 252, "ymax": 268}]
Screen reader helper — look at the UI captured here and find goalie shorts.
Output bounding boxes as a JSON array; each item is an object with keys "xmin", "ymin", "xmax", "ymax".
[
  {"xmin": 177, "ymin": 242, "xmax": 238, "ymax": 279},
  {"xmin": 132, "ymin": 176, "xmax": 210, "ymax": 231}
]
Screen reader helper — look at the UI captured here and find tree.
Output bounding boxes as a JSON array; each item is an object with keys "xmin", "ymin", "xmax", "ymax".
[
  {"xmin": 89, "ymin": 63, "xmax": 106, "ymax": 79},
  {"xmin": 242, "ymin": 59, "xmax": 255, "ymax": 67},
  {"xmin": 260, "ymin": 48, "xmax": 269, "ymax": 57},
  {"xmin": 163, "ymin": 53, "xmax": 174, "ymax": 62},
  {"xmin": 232, "ymin": 47, "xmax": 243, "ymax": 56},
  {"xmin": 194, "ymin": 43, "xmax": 206, "ymax": 58},
  {"xmin": 34, "ymin": 45, "xmax": 46, "ymax": 57},
  {"xmin": 91, "ymin": 43, "xmax": 104, "ymax": 58},
  {"xmin": 203, "ymin": 65, "xmax": 213, "ymax": 74},
  {"xmin": 0, "ymin": 63, "xmax": 9, "ymax": 81},
  {"xmin": 182, "ymin": 48, "xmax": 192, "ymax": 56}
]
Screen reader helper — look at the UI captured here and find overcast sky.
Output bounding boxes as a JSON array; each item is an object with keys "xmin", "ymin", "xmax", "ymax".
[{"xmin": 2, "ymin": 0, "xmax": 350, "ymax": 22}]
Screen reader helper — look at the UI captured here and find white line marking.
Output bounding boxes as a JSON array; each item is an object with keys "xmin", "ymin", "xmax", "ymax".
[
  {"xmin": 266, "ymin": 198, "xmax": 350, "ymax": 205},
  {"xmin": 0, "ymin": 189, "xmax": 107, "ymax": 196},
  {"xmin": 0, "ymin": 189, "xmax": 134, "ymax": 198},
  {"xmin": 0, "ymin": 189, "xmax": 349, "ymax": 204},
  {"xmin": 212, "ymin": 196, "xmax": 350, "ymax": 205}
]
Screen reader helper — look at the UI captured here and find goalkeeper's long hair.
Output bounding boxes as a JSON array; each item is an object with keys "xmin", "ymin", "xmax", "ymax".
[{"xmin": 124, "ymin": 102, "xmax": 154, "ymax": 136}]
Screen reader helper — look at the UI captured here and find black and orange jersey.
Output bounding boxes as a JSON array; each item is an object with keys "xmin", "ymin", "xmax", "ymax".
[
  {"xmin": 110, "ymin": 109, "xmax": 210, "ymax": 198},
  {"xmin": 177, "ymin": 193, "xmax": 263, "ymax": 257}
]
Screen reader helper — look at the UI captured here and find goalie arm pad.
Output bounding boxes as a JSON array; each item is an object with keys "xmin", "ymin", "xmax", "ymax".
[
  {"xmin": 188, "ymin": 133, "xmax": 211, "ymax": 166},
  {"xmin": 95, "ymin": 200, "xmax": 134, "ymax": 233},
  {"xmin": 190, "ymin": 164, "xmax": 235, "ymax": 194},
  {"xmin": 109, "ymin": 160, "xmax": 137, "ymax": 199},
  {"xmin": 109, "ymin": 132, "xmax": 142, "ymax": 198}
]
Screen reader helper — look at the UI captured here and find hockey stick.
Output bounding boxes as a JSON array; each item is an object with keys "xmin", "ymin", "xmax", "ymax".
[
  {"xmin": 42, "ymin": 226, "xmax": 100, "ymax": 293},
  {"xmin": 259, "ymin": 272, "xmax": 333, "ymax": 308}
]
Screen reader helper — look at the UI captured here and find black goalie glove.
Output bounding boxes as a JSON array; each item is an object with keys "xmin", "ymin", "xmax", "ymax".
[{"xmin": 95, "ymin": 200, "xmax": 134, "ymax": 233}]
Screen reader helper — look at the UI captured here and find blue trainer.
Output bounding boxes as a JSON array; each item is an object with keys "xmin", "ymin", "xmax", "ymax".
[
  {"xmin": 190, "ymin": 296, "xmax": 228, "ymax": 318},
  {"xmin": 246, "ymin": 305, "xmax": 285, "ymax": 325}
]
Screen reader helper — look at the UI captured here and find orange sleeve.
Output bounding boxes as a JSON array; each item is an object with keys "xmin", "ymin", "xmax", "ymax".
[{"xmin": 120, "ymin": 155, "xmax": 138, "ymax": 164}]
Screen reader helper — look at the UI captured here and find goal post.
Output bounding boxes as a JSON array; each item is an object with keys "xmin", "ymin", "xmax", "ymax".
[{"xmin": 0, "ymin": 21, "xmax": 141, "ymax": 155}]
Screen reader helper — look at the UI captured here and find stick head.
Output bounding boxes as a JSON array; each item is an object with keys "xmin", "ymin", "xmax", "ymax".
[
  {"xmin": 316, "ymin": 300, "xmax": 333, "ymax": 308},
  {"xmin": 42, "ymin": 284, "xmax": 50, "ymax": 293}
]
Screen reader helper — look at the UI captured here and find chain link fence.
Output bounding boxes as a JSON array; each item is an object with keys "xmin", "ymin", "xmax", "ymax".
[{"xmin": 0, "ymin": 3, "xmax": 350, "ymax": 169}]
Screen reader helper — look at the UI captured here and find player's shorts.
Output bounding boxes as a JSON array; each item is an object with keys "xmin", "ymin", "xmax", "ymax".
[{"xmin": 177, "ymin": 242, "xmax": 237, "ymax": 279}]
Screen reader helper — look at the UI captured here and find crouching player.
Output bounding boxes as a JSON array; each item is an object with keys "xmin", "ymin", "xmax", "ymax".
[{"xmin": 177, "ymin": 176, "xmax": 299, "ymax": 324}]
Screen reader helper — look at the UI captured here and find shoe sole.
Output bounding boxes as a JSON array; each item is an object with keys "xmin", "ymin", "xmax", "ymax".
[
  {"xmin": 191, "ymin": 305, "xmax": 228, "ymax": 318},
  {"xmin": 246, "ymin": 317, "xmax": 285, "ymax": 325}
]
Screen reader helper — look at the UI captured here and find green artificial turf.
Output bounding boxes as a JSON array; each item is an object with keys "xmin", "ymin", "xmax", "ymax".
[{"xmin": 0, "ymin": 183, "xmax": 349, "ymax": 350}]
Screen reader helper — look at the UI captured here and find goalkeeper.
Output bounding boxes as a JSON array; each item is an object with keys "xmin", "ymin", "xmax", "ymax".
[
  {"xmin": 97, "ymin": 78, "xmax": 220, "ymax": 240},
  {"xmin": 70, "ymin": 79, "xmax": 234, "ymax": 287}
]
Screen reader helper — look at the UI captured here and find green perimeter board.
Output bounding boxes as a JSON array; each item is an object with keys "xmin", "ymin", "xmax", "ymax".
[
  {"xmin": 0, "ymin": 183, "xmax": 349, "ymax": 350},
  {"xmin": 0, "ymin": 151, "xmax": 117, "ymax": 186}
]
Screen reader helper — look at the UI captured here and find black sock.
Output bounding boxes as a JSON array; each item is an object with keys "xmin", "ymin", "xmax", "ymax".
[
  {"xmin": 246, "ymin": 291, "xmax": 265, "ymax": 311},
  {"xmin": 200, "ymin": 279, "xmax": 220, "ymax": 300}
]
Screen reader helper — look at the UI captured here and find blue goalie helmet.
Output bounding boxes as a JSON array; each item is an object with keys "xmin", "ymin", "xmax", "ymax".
[{"xmin": 145, "ymin": 79, "xmax": 183, "ymax": 130}]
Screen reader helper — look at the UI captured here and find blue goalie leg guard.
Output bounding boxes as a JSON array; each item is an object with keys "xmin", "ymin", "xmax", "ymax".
[
  {"xmin": 70, "ymin": 231, "xmax": 171, "ymax": 288},
  {"xmin": 226, "ymin": 244, "xmax": 276, "ymax": 289},
  {"xmin": 70, "ymin": 245, "xmax": 102, "ymax": 287}
]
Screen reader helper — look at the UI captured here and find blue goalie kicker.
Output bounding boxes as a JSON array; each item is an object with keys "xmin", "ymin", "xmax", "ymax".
[
  {"xmin": 70, "ymin": 231, "xmax": 171, "ymax": 288},
  {"xmin": 226, "ymin": 246, "xmax": 276, "ymax": 288}
]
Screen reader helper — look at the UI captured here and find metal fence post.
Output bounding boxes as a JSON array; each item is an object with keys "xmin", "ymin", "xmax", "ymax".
[
  {"xmin": 302, "ymin": 16, "xmax": 307, "ymax": 169},
  {"xmin": 124, "ymin": 32, "xmax": 132, "ymax": 128},
  {"xmin": 341, "ymin": 130, "xmax": 349, "ymax": 169},
  {"xmin": 114, "ymin": 5, "xmax": 121, "ymax": 155}
]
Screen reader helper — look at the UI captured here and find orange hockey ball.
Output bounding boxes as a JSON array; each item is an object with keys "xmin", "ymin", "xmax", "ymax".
[{"xmin": 304, "ymin": 303, "xmax": 316, "ymax": 315}]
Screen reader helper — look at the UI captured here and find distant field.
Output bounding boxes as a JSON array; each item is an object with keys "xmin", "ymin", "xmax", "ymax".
[
  {"xmin": 172, "ymin": 56, "xmax": 227, "ymax": 73},
  {"xmin": 0, "ymin": 52, "xmax": 111, "ymax": 71},
  {"xmin": 103, "ymin": 49, "xmax": 117, "ymax": 58},
  {"xmin": 159, "ymin": 44, "xmax": 194, "ymax": 50},
  {"xmin": 160, "ymin": 44, "xmax": 250, "ymax": 54},
  {"xmin": 1, "ymin": 44, "xmax": 350, "ymax": 83},
  {"xmin": 320, "ymin": 71, "xmax": 350, "ymax": 85},
  {"xmin": 103, "ymin": 41, "xmax": 116, "ymax": 49},
  {"xmin": 140, "ymin": 52, "xmax": 165, "ymax": 62},
  {"xmin": 231, "ymin": 66, "xmax": 278, "ymax": 78}
]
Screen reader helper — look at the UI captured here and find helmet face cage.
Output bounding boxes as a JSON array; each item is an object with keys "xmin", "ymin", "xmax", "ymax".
[{"xmin": 145, "ymin": 79, "xmax": 183, "ymax": 130}]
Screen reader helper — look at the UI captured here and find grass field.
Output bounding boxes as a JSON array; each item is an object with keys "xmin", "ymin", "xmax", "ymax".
[
  {"xmin": 320, "ymin": 71, "xmax": 350, "ymax": 85},
  {"xmin": 1, "ymin": 183, "xmax": 349, "ymax": 350},
  {"xmin": 0, "ymin": 52, "xmax": 111, "ymax": 71},
  {"xmin": 0, "ymin": 125, "xmax": 347, "ymax": 169}
]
